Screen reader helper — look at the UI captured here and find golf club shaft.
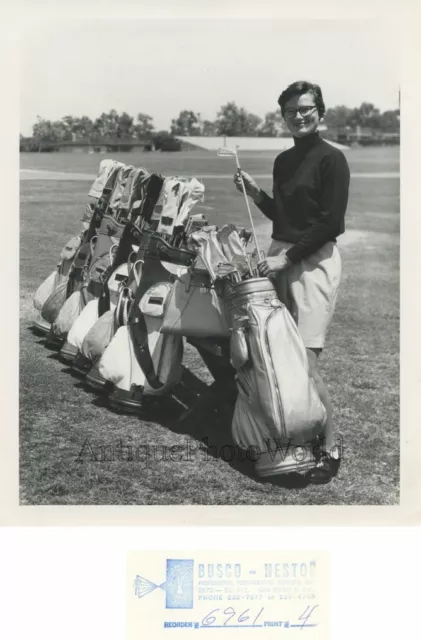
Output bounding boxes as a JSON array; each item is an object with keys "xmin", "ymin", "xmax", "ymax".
[{"xmin": 234, "ymin": 154, "xmax": 262, "ymax": 261}]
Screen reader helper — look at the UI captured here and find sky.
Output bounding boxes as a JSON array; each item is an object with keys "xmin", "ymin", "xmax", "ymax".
[{"xmin": 19, "ymin": 19, "xmax": 400, "ymax": 136}]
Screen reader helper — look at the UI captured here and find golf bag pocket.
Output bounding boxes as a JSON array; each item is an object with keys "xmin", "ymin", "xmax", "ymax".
[
  {"xmin": 81, "ymin": 309, "xmax": 116, "ymax": 364},
  {"xmin": 98, "ymin": 319, "xmax": 183, "ymax": 396},
  {"xmin": 232, "ymin": 376, "xmax": 266, "ymax": 447},
  {"xmin": 40, "ymin": 280, "xmax": 69, "ymax": 324},
  {"xmin": 51, "ymin": 289, "xmax": 89, "ymax": 338},
  {"xmin": 35, "ymin": 270, "xmax": 64, "ymax": 311},
  {"xmin": 230, "ymin": 327, "xmax": 249, "ymax": 369},
  {"xmin": 67, "ymin": 241, "xmax": 91, "ymax": 295},
  {"xmin": 106, "ymin": 263, "xmax": 129, "ymax": 309},
  {"xmin": 97, "ymin": 325, "xmax": 137, "ymax": 390},
  {"xmin": 161, "ymin": 271, "xmax": 230, "ymax": 338},
  {"xmin": 139, "ymin": 282, "xmax": 172, "ymax": 318},
  {"xmin": 66, "ymin": 299, "xmax": 100, "ymax": 351},
  {"xmin": 86, "ymin": 252, "xmax": 114, "ymax": 298}
]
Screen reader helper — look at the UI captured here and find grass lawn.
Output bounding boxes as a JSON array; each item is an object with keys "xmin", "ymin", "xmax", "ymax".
[{"xmin": 19, "ymin": 147, "xmax": 399, "ymax": 505}]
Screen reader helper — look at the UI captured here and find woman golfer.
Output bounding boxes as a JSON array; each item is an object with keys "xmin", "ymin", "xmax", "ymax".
[{"xmin": 234, "ymin": 80, "xmax": 350, "ymax": 483}]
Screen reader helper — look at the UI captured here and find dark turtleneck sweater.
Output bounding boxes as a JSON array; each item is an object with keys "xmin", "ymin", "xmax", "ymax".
[{"xmin": 256, "ymin": 132, "xmax": 350, "ymax": 264}]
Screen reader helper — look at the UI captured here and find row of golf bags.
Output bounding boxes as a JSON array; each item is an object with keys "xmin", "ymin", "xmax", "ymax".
[{"xmin": 33, "ymin": 159, "xmax": 327, "ymax": 476}]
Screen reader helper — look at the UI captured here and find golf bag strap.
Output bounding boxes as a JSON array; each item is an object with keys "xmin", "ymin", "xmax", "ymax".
[
  {"xmin": 98, "ymin": 289, "xmax": 110, "ymax": 317},
  {"xmin": 115, "ymin": 287, "xmax": 132, "ymax": 327},
  {"xmin": 139, "ymin": 174, "xmax": 165, "ymax": 224},
  {"xmin": 110, "ymin": 222, "xmax": 142, "ymax": 271},
  {"xmin": 145, "ymin": 234, "xmax": 196, "ymax": 266},
  {"xmin": 128, "ymin": 172, "xmax": 150, "ymax": 221},
  {"xmin": 132, "ymin": 259, "xmax": 143, "ymax": 286},
  {"xmin": 128, "ymin": 309, "xmax": 164, "ymax": 390}
]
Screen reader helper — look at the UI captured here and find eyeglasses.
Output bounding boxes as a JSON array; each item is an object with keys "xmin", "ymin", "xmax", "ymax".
[{"xmin": 284, "ymin": 106, "xmax": 318, "ymax": 119}]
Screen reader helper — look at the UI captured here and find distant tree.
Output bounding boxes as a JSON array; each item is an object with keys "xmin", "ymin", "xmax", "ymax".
[
  {"xmin": 356, "ymin": 102, "xmax": 381, "ymax": 128},
  {"xmin": 32, "ymin": 116, "xmax": 69, "ymax": 149},
  {"xmin": 61, "ymin": 115, "xmax": 77, "ymax": 140},
  {"xmin": 61, "ymin": 115, "xmax": 94, "ymax": 140},
  {"xmin": 170, "ymin": 110, "xmax": 201, "ymax": 136},
  {"xmin": 246, "ymin": 112, "xmax": 263, "ymax": 137},
  {"xmin": 116, "ymin": 112, "xmax": 134, "ymax": 138},
  {"xmin": 324, "ymin": 103, "xmax": 395, "ymax": 132},
  {"xmin": 258, "ymin": 110, "xmax": 285, "ymax": 137},
  {"xmin": 134, "ymin": 113, "xmax": 155, "ymax": 139},
  {"xmin": 378, "ymin": 109, "xmax": 400, "ymax": 132},
  {"xmin": 215, "ymin": 102, "xmax": 262, "ymax": 136},
  {"xmin": 324, "ymin": 105, "xmax": 354, "ymax": 129},
  {"xmin": 202, "ymin": 119, "xmax": 217, "ymax": 136},
  {"xmin": 92, "ymin": 110, "xmax": 134, "ymax": 139},
  {"xmin": 152, "ymin": 130, "xmax": 181, "ymax": 151},
  {"xmin": 93, "ymin": 110, "xmax": 117, "ymax": 138}
]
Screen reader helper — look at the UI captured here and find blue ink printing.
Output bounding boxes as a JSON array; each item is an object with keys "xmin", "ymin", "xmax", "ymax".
[
  {"xmin": 132, "ymin": 558, "xmax": 194, "ymax": 608},
  {"xmin": 133, "ymin": 575, "xmax": 166, "ymax": 599},
  {"xmin": 166, "ymin": 559, "xmax": 194, "ymax": 609}
]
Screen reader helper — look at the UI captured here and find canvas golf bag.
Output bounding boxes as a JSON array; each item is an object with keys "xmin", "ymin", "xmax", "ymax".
[
  {"xmin": 71, "ymin": 173, "xmax": 166, "ymax": 376},
  {"xmin": 31, "ymin": 163, "xmax": 122, "ymax": 334},
  {"xmin": 38, "ymin": 161, "xmax": 127, "ymax": 337},
  {"xmin": 32, "ymin": 233, "xmax": 84, "ymax": 334},
  {"xmin": 59, "ymin": 168, "xmax": 152, "ymax": 363},
  {"xmin": 45, "ymin": 164, "xmax": 141, "ymax": 343},
  {"xmin": 224, "ymin": 277, "xmax": 327, "ymax": 477},
  {"xmin": 95, "ymin": 233, "xmax": 196, "ymax": 412}
]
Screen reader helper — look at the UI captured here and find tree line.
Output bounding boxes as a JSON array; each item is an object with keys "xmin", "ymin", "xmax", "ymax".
[{"xmin": 21, "ymin": 101, "xmax": 400, "ymax": 150}]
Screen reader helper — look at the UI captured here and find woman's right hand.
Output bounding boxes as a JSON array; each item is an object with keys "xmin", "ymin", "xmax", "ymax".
[{"xmin": 233, "ymin": 170, "xmax": 263, "ymax": 203}]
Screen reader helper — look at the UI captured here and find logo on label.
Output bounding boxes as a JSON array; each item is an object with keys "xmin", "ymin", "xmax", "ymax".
[
  {"xmin": 166, "ymin": 559, "xmax": 194, "ymax": 609},
  {"xmin": 133, "ymin": 559, "xmax": 194, "ymax": 610}
]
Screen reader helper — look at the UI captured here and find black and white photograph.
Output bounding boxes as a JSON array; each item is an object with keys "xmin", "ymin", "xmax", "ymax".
[{"xmin": 16, "ymin": 8, "xmax": 405, "ymax": 511}]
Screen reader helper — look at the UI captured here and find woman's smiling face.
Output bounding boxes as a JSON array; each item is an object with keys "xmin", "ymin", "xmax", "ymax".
[{"xmin": 283, "ymin": 92, "xmax": 321, "ymax": 138}]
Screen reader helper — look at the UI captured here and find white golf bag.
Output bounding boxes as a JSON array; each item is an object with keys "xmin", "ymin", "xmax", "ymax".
[
  {"xmin": 98, "ymin": 296, "xmax": 184, "ymax": 412},
  {"xmin": 51, "ymin": 213, "xmax": 126, "ymax": 340},
  {"xmin": 96, "ymin": 233, "xmax": 196, "ymax": 411},
  {"xmin": 33, "ymin": 160, "xmax": 124, "ymax": 334},
  {"xmin": 225, "ymin": 277, "xmax": 327, "ymax": 477}
]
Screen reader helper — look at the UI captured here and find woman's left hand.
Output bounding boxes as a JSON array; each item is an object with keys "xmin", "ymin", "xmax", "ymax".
[{"xmin": 258, "ymin": 254, "xmax": 291, "ymax": 277}]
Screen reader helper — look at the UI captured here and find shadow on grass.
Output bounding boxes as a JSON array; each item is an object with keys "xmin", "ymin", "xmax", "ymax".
[
  {"xmin": 29, "ymin": 326, "xmax": 49, "ymax": 339},
  {"xmin": 77, "ymin": 378, "xmax": 311, "ymax": 490}
]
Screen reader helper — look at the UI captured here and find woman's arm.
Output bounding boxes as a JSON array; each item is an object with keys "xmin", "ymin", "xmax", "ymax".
[
  {"xmin": 234, "ymin": 167, "xmax": 278, "ymax": 222},
  {"xmin": 286, "ymin": 151, "xmax": 350, "ymax": 264},
  {"xmin": 253, "ymin": 188, "xmax": 277, "ymax": 221}
]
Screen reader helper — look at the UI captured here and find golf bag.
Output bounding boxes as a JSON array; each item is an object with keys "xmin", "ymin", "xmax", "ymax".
[
  {"xmin": 67, "ymin": 173, "xmax": 164, "ymax": 371},
  {"xmin": 34, "ymin": 160, "xmax": 122, "ymax": 307},
  {"xmin": 77, "ymin": 255, "xmax": 144, "ymax": 378},
  {"xmin": 59, "ymin": 169, "xmax": 150, "ymax": 362},
  {"xmin": 49, "ymin": 165, "xmax": 143, "ymax": 342},
  {"xmin": 34, "ymin": 235, "xmax": 82, "ymax": 312},
  {"xmin": 32, "ymin": 211, "xmax": 93, "ymax": 334},
  {"xmin": 225, "ymin": 277, "xmax": 327, "ymax": 477},
  {"xmin": 65, "ymin": 163, "xmax": 135, "ymax": 297},
  {"xmin": 51, "ymin": 215, "xmax": 125, "ymax": 339},
  {"xmin": 97, "ymin": 234, "xmax": 196, "ymax": 411},
  {"xmin": 38, "ymin": 161, "xmax": 127, "ymax": 334}
]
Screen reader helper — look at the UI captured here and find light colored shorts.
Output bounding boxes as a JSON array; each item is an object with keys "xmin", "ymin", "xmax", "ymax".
[{"xmin": 267, "ymin": 239, "xmax": 342, "ymax": 349}]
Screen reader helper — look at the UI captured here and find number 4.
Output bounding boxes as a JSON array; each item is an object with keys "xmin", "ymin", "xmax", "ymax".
[{"xmin": 297, "ymin": 605, "xmax": 319, "ymax": 628}]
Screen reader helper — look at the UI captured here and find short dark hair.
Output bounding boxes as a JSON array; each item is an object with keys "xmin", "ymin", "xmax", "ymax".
[{"xmin": 278, "ymin": 81, "xmax": 326, "ymax": 118}]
